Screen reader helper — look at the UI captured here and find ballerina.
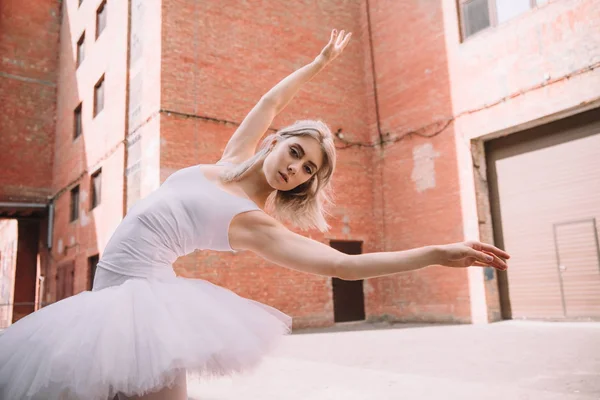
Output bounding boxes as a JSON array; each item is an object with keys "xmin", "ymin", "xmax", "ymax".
[{"xmin": 0, "ymin": 29, "xmax": 509, "ymax": 400}]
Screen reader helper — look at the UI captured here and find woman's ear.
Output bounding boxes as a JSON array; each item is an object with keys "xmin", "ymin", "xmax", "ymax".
[{"xmin": 269, "ymin": 138, "xmax": 278, "ymax": 151}]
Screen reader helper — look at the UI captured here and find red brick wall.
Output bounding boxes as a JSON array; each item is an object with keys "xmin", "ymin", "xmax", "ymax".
[
  {"xmin": 49, "ymin": 0, "xmax": 128, "ymax": 300},
  {"xmin": 7, "ymin": 0, "xmax": 595, "ymax": 327},
  {"xmin": 0, "ymin": 0, "xmax": 60, "ymax": 202},
  {"xmin": 365, "ymin": 0, "xmax": 470, "ymax": 323},
  {"xmin": 160, "ymin": 0, "xmax": 379, "ymax": 327}
]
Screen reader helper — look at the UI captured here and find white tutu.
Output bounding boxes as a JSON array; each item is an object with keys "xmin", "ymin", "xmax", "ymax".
[{"xmin": 0, "ymin": 274, "xmax": 291, "ymax": 399}]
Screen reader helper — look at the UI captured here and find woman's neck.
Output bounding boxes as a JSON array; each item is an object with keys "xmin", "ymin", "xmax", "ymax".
[{"xmin": 236, "ymin": 160, "xmax": 275, "ymax": 208}]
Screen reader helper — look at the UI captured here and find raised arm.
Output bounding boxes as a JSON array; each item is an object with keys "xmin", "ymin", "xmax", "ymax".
[
  {"xmin": 229, "ymin": 212, "xmax": 509, "ymax": 280},
  {"xmin": 220, "ymin": 29, "xmax": 352, "ymax": 164}
]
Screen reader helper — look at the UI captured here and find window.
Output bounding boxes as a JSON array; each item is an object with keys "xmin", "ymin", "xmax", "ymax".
[
  {"xmin": 88, "ymin": 254, "xmax": 99, "ymax": 290},
  {"xmin": 459, "ymin": 0, "xmax": 544, "ymax": 40},
  {"xmin": 77, "ymin": 33, "xmax": 85, "ymax": 67},
  {"xmin": 94, "ymin": 75, "xmax": 105, "ymax": 117},
  {"xmin": 90, "ymin": 169, "xmax": 102, "ymax": 209},
  {"xmin": 70, "ymin": 185, "xmax": 80, "ymax": 222},
  {"xmin": 96, "ymin": 0, "xmax": 107, "ymax": 39},
  {"xmin": 74, "ymin": 103, "xmax": 82, "ymax": 139}
]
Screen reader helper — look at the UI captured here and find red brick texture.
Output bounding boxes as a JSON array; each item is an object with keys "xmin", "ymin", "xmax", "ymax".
[
  {"xmin": 3, "ymin": 0, "xmax": 599, "ymax": 327},
  {"xmin": 363, "ymin": 0, "xmax": 470, "ymax": 323},
  {"xmin": 160, "ymin": 0, "xmax": 379, "ymax": 327},
  {"xmin": 0, "ymin": 0, "xmax": 60, "ymax": 202},
  {"xmin": 50, "ymin": 0, "xmax": 128, "ymax": 301}
]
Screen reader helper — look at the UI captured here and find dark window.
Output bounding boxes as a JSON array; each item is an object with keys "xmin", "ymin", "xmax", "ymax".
[
  {"xmin": 94, "ymin": 75, "xmax": 105, "ymax": 116},
  {"xmin": 459, "ymin": 0, "xmax": 541, "ymax": 40},
  {"xmin": 461, "ymin": 0, "xmax": 491, "ymax": 38},
  {"xmin": 74, "ymin": 103, "xmax": 82, "ymax": 139},
  {"xmin": 96, "ymin": 1, "xmax": 107, "ymax": 39},
  {"xmin": 77, "ymin": 33, "xmax": 85, "ymax": 67},
  {"xmin": 90, "ymin": 169, "xmax": 102, "ymax": 209},
  {"xmin": 88, "ymin": 254, "xmax": 99, "ymax": 290},
  {"xmin": 70, "ymin": 185, "xmax": 80, "ymax": 222}
]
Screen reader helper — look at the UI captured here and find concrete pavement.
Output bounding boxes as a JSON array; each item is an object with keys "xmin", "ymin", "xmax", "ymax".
[{"xmin": 188, "ymin": 320, "xmax": 600, "ymax": 399}]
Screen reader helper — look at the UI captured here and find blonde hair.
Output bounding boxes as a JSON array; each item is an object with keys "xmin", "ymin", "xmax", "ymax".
[{"xmin": 221, "ymin": 120, "xmax": 336, "ymax": 231}]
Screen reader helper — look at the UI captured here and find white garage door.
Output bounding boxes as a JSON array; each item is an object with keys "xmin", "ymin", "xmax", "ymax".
[{"xmin": 487, "ymin": 109, "xmax": 600, "ymax": 320}]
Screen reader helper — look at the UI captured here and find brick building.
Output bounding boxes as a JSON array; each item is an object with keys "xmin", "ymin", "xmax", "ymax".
[{"xmin": 1, "ymin": 0, "xmax": 599, "ymax": 329}]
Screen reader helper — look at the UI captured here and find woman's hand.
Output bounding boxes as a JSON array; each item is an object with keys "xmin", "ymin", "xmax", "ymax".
[
  {"xmin": 316, "ymin": 29, "xmax": 352, "ymax": 65},
  {"xmin": 438, "ymin": 241, "xmax": 510, "ymax": 271}
]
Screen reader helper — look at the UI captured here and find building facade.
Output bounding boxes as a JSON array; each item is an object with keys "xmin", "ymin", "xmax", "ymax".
[{"xmin": 1, "ymin": 0, "xmax": 598, "ymax": 329}]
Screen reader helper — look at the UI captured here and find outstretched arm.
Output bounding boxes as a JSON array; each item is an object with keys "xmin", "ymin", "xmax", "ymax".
[
  {"xmin": 229, "ymin": 211, "xmax": 510, "ymax": 280},
  {"xmin": 220, "ymin": 29, "xmax": 352, "ymax": 164}
]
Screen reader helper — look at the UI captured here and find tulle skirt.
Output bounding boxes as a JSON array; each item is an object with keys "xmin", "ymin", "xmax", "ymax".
[{"xmin": 0, "ymin": 267, "xmax": 291, "ymax": 400}]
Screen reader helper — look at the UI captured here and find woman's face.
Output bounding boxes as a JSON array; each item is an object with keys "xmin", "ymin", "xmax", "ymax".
[{"xmin": 263, "ymin": 135, "xmax": 324, "ymax": 191}]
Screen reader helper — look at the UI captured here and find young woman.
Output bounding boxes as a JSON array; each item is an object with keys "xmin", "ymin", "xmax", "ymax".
[{"xmin": 0, "ymin": 29, "xmax": 508, "ymax": 400}]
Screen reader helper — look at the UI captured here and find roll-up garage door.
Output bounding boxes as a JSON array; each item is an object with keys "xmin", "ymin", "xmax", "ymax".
[{"xmin": 487, "ymin": 108, "xmax": 600, "ymax": 320}]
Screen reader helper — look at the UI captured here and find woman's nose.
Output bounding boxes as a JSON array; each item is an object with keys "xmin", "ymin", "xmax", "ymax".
[{"xmin": 288, "ymin": 163, "xmax": 298, "ymax": 175}]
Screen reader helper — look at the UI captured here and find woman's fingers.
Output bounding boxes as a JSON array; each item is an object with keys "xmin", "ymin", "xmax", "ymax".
[
  {"xmin": 340, "ymin": 32, "xmax": 352, "ymax": 49},
  {"xmin": 466, "ymin": 248, "xmax": 507, "ymax": 271},
  {"xmin": 336, "ymin": 30, "xmax": 345, "ymax": 46},
  {"xmin": 489, "ymin": 252, "xmax": 508, "ymax": 270},
  {"xmin": 472, "ymin": 259, "xmax": 507, "ymax": 270},
  {"xmin": 327, "ymin": 29, "xmax": 352, "ymax": 51},
  {"xmin": 481, "ymin": 251, "xmax": 508, "ymax": 270},
  {"xmin": 472, "ymin": 261, "xmax": 489, "ymax": 267},
  {"xmin": 476, "ymin": 241, "xmax": 510, "ymax": 259},
  {"xmin": 467, "ymin": 248, "xmax": 494, "ymax": 265}
]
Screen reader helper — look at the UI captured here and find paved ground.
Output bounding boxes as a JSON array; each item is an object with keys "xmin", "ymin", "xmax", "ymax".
[{"xmin": 188, "ymin": 320, "xmax": 600, "ymax": 400}]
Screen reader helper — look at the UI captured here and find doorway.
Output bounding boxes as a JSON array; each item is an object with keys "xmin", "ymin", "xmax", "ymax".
[{"xmin": 330, "ymin": 240, "xmax": 365, "ymax": 323}]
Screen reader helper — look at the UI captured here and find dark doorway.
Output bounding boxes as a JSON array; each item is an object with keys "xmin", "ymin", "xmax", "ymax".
[
  {"xmin": 12, "ymin": 220, "xmax": 40, "ymax": 323},
  {"xmin": 330, "ymin": 241, "xmax": 365, "ymax": 323},
  {"xmin": 88, "ymin": 254, "xmax": 99, "ymax": 290}
]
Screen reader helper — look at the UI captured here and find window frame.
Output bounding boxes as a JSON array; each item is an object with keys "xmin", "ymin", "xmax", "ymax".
[
  {"xmin": 90, "ymin": 168, "xmax": 102, "ymax": 210},
  {"xmin": 73, "ymin": 102, "xmax": 83, "ymax": 139},
  {"xmin": 76, "ymin": 32, "xmax": 85, "ymax": 68},
  {"xmin": 94, "ymin": 74, "xmax": 105, "ymax": 117},
  {"xmin": 458, "ymin": 0, "xmax": 540, "ymax": 41},
  {"xmin": 96, "ymin": 0, "xmax": 107, "ymax": 40},
  {"xmin": 70, "ymin": 185, "xmax": 80, "ymax": 222}
]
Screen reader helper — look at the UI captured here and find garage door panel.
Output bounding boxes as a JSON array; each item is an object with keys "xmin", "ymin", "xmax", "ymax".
[
  {"xmin": 555, "ymin": 220, "xmax": 600, "ymax": 317},
  {"xmin": 487, "ymin": 109, "xmax": 600, "ymax": 320}
]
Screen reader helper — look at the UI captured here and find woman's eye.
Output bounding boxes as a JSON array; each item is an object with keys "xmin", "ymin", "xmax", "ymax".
[
  {"xmin": 304, "ymin": 166, "xmax": 312, "ymax": 174},
  {"xmin": 290, "ymin": 148, "xmax": 299, "ymax": 158}
]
